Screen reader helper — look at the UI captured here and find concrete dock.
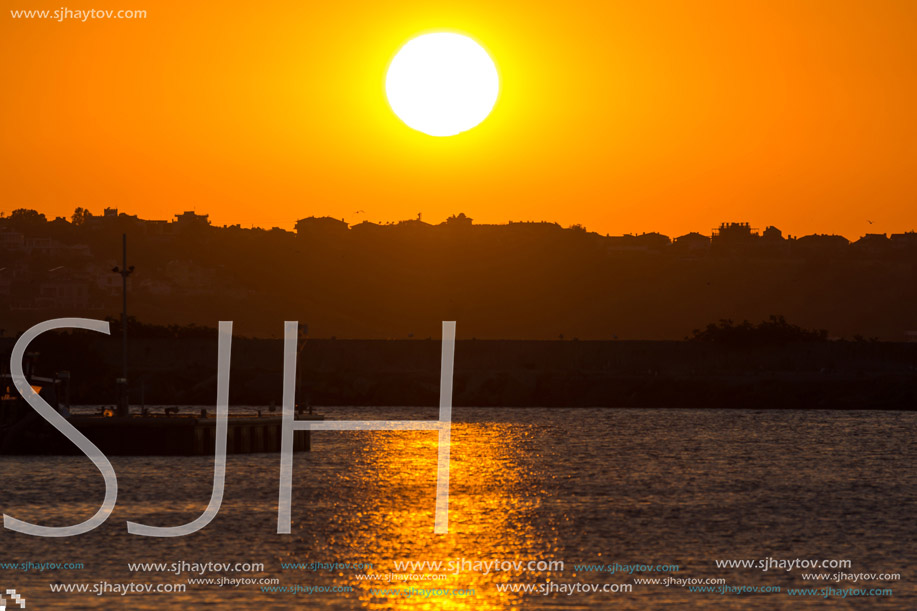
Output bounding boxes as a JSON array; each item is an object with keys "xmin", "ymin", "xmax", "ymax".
[{"xmin": 1, "ymin": 412, "xmax": 324, "ymax": 456}]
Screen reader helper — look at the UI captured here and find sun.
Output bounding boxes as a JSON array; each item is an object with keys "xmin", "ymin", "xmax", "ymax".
[{"xmin": 385, "ymin": 33, "xmax": 499, "ymax": 137}]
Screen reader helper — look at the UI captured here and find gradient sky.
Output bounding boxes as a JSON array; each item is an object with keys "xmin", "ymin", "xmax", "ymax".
[{"xmin": 2, "ymin": 0, "xmax": 915, "ymax": 238}]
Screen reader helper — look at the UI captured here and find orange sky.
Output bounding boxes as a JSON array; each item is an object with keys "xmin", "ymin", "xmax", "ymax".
[{"xmin": 2, "ymin": 0, "xmax": 915, "ymax": 238}]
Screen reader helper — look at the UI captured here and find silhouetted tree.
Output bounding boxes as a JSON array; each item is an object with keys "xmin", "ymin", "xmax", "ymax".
[
  {"xmin": 7, "ymin": 208, "xmax": 47, "ymax": 230},
  {"xmin": 71, "ymin": 207, "xmax": 92, "ymax": 226},
  {"xmin": 103, "ymin": 316, "xmax": 219, "ymax": 339},
  {"xmin": 445, "ymin": 212, "xmax": 473, "ymax": 225},
  {"xmin": 689, "ymin": 315, "xmax": 827, "ymax": 345}
]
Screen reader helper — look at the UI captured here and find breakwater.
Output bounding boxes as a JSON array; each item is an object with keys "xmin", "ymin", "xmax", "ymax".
[{"xmin": 3, "ymin": 337, "xmax": 915, "ymax": 409}]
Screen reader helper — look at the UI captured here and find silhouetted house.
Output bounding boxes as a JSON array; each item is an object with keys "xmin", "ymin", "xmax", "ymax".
[
  {"xmin": 142, "ymin": 219, "xmax": 170, "ymax": 235},
  {"xmin": 38, "ymin": 278, "xmax": 89, "ymax": 309},
  {"xmin": 711, "ymin": 222, "xmax": 760, "ymax": 254},
  {"xmin": 174, "ymin": 211, "xmax": 211, "ymax": 227},
  {"xmin": 295, "ymin": 216, "xmax": 349, "ymax": 237},
  {"xmin": 712, "ymin": 222, "xmax": 757, "ymax": 243},
  {"xmin": 640, "ymin": 232, "xmax": 671, "ymax": 249},
  {"xmin": 8, "ymin": 267, "xmax": 92, "ymax": 310},
  {"xmin": 391, "ymin": 218, "xmax": 434, "ymax": 236},
  {"xmin": 758, "ymin": 225, "xmax": 791, "ymax": 256},
  {"xmin": 349, "ymin": 220, "xmax": 384, "ymax": 236},
  {"xmin": 762, "ymin": 226, "xmax": 784, "ymax": 242},
  {"xmin": 0, "ymin": 230, "xmax": 26, "ymax": 252},
  {"xmin": 69, "ymin": 244, "xmax": 92, "ymax": 257},
  {"xmin": 81, "ymin": 207, "xmax": 143, "ymax": 230},
  {"xmin": 95, "ymin": 268, "xmax": 127, "ymax": 297},
  {"xmin": 673, "ymin": 232, "xmax": 710, "ymax": 253},
  {"xmin": 852, "ymin": 233, "xmax": 890, "ymax": 256},
  {"xmin": 793, "ymin": 234, "xmax": 849, "ymax": 257},
  {"xmin": 25, "ymin": 236, "xmax": 59, "ymax": 256},
  {"xmin": 164, "ymin": 260, "xmax": 217, "ymax": 291},
  {"xmin": 890, "ymin": 231, "xmax": 917, "ymax": 252}
]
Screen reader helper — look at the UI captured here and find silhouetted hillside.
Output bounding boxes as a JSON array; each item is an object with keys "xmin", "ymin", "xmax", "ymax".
[{"xmin": 1, "ymin": 208, "xmax": 916, "ymax": 340}]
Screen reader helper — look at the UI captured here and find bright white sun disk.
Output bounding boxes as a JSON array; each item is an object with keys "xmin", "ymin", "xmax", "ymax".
[{"xmin": 386, "ymin": 33, "xmax": 499, "ymax": 137}]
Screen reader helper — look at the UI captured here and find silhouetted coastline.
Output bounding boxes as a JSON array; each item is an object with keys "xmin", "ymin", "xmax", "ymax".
[
  {"xmin": 2, "ymin": 208, "xmax": 916, "ymax": 341},
  {"xmin": 4, "ymin": 333, "xmax": 913, "ymax": 409}
]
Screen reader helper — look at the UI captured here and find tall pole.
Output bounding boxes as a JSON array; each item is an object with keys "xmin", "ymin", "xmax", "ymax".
[
  {"xmin": 296, "ymin": 324, "xmax": 308, "ymax": 413},
  {"xmin": 121, "ymin": 234, "xmax": 128, "ymax": 414},
  {"xmin": 113, "ymin": 234, "xmax": 134, "ymax": 417}
]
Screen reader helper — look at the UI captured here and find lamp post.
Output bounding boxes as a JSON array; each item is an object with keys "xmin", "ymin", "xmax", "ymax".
[{"xmin": 112, "ymin": 233, "xmax": 134, "ymax": 417}]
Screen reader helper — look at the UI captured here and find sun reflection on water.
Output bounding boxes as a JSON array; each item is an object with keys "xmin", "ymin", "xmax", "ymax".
[{"xmin": 315, "ymin": 422, "xmax": 558, "ymax": 610}]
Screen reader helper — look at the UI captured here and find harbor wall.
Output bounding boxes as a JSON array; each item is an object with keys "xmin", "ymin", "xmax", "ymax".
[{"xmin": 3, "ymin": 336, "xmax": 914, "ymax": 409}]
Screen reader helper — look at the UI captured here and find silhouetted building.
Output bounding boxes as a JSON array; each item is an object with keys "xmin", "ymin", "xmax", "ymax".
[
  {"xmin": 852, "ymin": 233, "xmax": 891, "ymax": 256},
  {"xmin": 793, "ymin": 234, "xmax": 849, "ymax": 257},
  {"xmin": 25, "ymin": 237, "xmax": 58, "ymax": 256},
  {"xmin": 757, "ymin": 225, "xmax": 791, "ymax": 256},
  {"xmin": 712, "ymin": 222, "xmax": 757, "ymax": 243},
  {"xmin": 142, "ymin": 219, "xmax": 170, "ymax": 235},
  {"xmin": 350, "ymin": 220, "xmax": 384, "ymax": 235},
  {"xmin": 711, "ymin": 222, "xmax": 760, "ymax": 255},
  {"xmin": 38, "ymin": 278, "xmax": 89, "ymax": 309},
  {"xmin": 0, "ymin": 230, "xmax": 25, "ymax": 251},
  {"xmin": 174, "ymin": 211, "xmax": 211, "ymax": 227},
  {"xmin": 890, "ymin": 231, "xmax": 917, "ymax": 252},
  {"xmin": 3, "ymin": 206, "xmax": 917, "ymax": 340},
  {"xmin": 673, "ymin": 232, "xmax": 710, "ymax": 253}
]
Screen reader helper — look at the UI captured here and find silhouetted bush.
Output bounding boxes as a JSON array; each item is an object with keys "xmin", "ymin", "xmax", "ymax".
[
  {"xmin": 689, "ymin": 315, "xmax": 828, "ymax": 346},
  {"xmin": 103, "ymin": 316, "xmax": 218, "ymax": 339}
]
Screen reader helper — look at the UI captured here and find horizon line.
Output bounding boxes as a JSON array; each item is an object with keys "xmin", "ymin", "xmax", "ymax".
[{"xmin": 2, "ymin": 206, "xmax": 916, "ymax": 243}]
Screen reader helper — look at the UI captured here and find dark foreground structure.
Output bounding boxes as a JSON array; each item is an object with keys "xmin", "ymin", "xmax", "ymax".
[
  {"xmin": 1, "ymin": 372, "xmax": 322, "ymax": 455},
  {"xmin": 0, "ymin": 413, "xmax": 317, "ymax": 456},
  {"xmin": 4, "ymin": 336, "xmax": 914, "ymax": 410}
]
